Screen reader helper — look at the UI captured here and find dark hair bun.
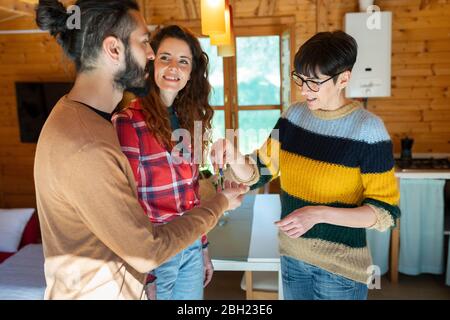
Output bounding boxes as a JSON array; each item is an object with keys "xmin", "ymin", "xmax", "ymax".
[{"xmin": 36, "ymin": 0, "xmax": 68, "ymax": 36}]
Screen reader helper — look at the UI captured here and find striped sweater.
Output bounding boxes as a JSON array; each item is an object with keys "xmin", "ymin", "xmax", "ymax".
[{"xmin": 250, "ymin": 101, "xmax": 400, "ymax": 284}]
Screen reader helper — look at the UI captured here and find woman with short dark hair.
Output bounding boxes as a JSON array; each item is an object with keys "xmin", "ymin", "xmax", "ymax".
[{"xmin": 211, "ymin": 30, "xmax": 400, "ymax": 300}]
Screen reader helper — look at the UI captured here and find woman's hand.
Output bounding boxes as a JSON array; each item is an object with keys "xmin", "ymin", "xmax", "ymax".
[
  {"xmin": 275, "ymin": 206, "xmax": 325, "ymax": 238},
  {"xmin": 202, "ymin": 248, "xmax": 214, "ymax": 288},
  {"xmin": 210, "ymin": 138, "xmax": 255, "ymax": 183},
  {"xmin": 210, "ymin": 138, "xmax": 241, "ymax": 171}
]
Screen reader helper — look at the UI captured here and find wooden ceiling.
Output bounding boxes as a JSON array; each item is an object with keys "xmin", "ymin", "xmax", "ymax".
[
  {"xmin": 0, "ymin": 0, "xmax": 79, "ymax": 25},
  {"xmin": 0, "ymin": 0, "xmax": 282, "ymax": 28},
  {"xmin": 0, "ymin": 0, "xmax": 35, "ymax": 24}
]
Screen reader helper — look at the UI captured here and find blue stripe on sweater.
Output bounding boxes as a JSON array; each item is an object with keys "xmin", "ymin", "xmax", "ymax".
[
  {"xmin": 283, "ymin": 102, "xmax": 391, "ymax": 144},
  {"xmin": 279, "ymin": 118, "xmax": 394, "ymax": 173}
]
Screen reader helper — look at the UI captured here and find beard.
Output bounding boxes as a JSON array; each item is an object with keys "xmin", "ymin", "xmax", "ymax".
[{"xmin": 114, "ymin": 44, "xmax": 150, "ymax": 97}]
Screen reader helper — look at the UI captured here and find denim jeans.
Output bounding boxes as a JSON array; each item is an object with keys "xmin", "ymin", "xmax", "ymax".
[
  {"xmin": 281, "ymin": 255, "xmax": 368, "ymax": 300},
  {"xmin": 153, "ymin": 239, "xmax": 204, "ymax": 300}
]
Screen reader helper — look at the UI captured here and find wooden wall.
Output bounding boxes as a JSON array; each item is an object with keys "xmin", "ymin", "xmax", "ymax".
[
  {"xmin": 368, "ymin": 0, "xmax": 450, "ymax": 154},
  {"xmin": 0, "ymin": 17, "xmax": 76, "ymax": 208},
  {"xmin": 0, "ymin": 0, "xmax": 449, "ymax": 208}
]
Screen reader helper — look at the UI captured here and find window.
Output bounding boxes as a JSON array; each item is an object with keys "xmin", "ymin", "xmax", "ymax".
[
  {"xmin": 238, "ymin": 109, "xmax": 280, "ymax": 155},
  {"xmin": 236, "ymin": 36, "xmax": 280, "ymax": 107},
  {"xmin": 235, "ymin": 35, "xmax": 281, "ymax": 154},
  {"xmin": 199, "ymin": 25, "xmax": 293, "ymax": 157},
  {"xmin": 198, "ymin": 38, "xmax": 226, "ymax": 143},
  {"xmin": 199, "ymin": 38, "xmax": 224, "ymax": 107}
]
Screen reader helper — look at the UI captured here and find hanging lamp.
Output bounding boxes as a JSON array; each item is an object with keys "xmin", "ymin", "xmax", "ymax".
[
  {"xmin": 210, "ymin": 5, "xmax": 232, "ymax": 46},
  {"xmin": 201, "ymin": 0, "xmax": 226, "ymax": 35}
]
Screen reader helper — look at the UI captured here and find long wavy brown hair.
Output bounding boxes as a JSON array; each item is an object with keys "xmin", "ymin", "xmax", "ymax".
[{"xmin": 139, "ymin": 25, "xmax": 213, "ymax": 160}]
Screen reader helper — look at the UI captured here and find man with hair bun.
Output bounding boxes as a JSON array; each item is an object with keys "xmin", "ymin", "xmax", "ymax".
[{"xmin": 34, "ymin": 0, "xmax": 248, "ymax": 300}]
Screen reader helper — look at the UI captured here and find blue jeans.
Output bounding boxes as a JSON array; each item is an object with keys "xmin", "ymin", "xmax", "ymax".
[
  {"xmin": 153, "ymin": 239, "xmax": 204, "ymax": 300},
  {"xmin": 281, "ymin": 255, "xmax": 368, "ymax": 300}
]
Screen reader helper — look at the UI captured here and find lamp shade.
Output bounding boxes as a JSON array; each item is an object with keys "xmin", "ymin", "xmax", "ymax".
[
  {"xmin": 217, "ymin": 32, "xmax": 235, "ymax": 57},
  {"xmin": 201, "ymin": 0, "xmax": 226, "ymax": 35},
  {"xmin": 210, "ymin": 5, "xmax": 232, "ymax": 46}
]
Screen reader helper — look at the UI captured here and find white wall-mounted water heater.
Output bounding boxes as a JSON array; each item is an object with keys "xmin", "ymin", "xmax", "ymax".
[{"xmin": 345, "ymin": 11, "xmax": 392, "ymax": 98}]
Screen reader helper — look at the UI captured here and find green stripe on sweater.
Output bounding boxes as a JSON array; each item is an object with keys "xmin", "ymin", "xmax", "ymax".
[{"xmin": 280, "ymin": 191, "xmax": 367, "ymax": 248}]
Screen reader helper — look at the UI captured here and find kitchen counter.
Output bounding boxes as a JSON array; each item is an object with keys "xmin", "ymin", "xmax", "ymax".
[
  {"xmin": 395, "ymin": 169, "xmax": 450, "ymax": 179},
  {"xmin": 394, "ymin": 153, "xmax": 450, "ymax": 179}
]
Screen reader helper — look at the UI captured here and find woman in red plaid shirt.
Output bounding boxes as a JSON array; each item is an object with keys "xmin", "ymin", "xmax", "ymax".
[{"xmin": 112, "ymin": 25, "xmax": 216, "ymax": 300}]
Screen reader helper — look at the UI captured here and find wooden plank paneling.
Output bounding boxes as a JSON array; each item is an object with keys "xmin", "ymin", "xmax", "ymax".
[
  {"xmin": 0, "ymin": 20, "xmax": 73, "ymax": 208},
  {"xmin": 393, "ymin": 28, "xmax": 450, "ymax": 41},
  {"xmin": 316, "ymin": 0, "xmax": 329, "ymax": 32},
  {"xmin": 392, "ymin": 75, "xmax": 450, "ymax": 88},
  {"xmin": 423, "ymin": 110, "xmax": 450, "ymax": 122},
  {"xmin": 430, "ymin": 98, "xmax": 450, "ymax": 110},
  {"xmin": 432, "ymin": 64, "xmax": 450, "ymax": 75},
  {"xmin": 431, "ymin": 123, "xmax": 450, "ymax": 133},
  {"xmin": 372, "ymin": 110, "xmax": 424, "ymax": 123},
  {"xmin": 385, "ymin": 122, "xmax": 431, "ymax": 134},
  {"xmin": 367, "ymin": 98, "xmax": 432, "ymax": 111},
  {"xmin": 0, "ymin": 0, "xmax": 35, "ymax": 16},
  {"xmin": 392, "ymin": 64, "xmax": 434, "ymax": 76}
]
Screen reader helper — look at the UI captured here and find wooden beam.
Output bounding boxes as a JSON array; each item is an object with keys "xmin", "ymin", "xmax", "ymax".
[
  {"xmin": 268, "ymin": 0, "xmax": 277, "ymax": 16},
  {"xmin": 0, "ymin": 13, "xmax": 24, "ymax": 24},
  {"xmin": 137, "ymin": 0, "xmax": 146, "ymax": 21},
  {"xmin": 255, "ymin": 0, "xmax": 278, "ymax": 17},
  {"xmin": 187, "ymin": 0, "xmax": 198, "ymax": 20},
  {"xmin": 177, "ymin": 0, "xmax": 188, "ymax": 20},
  {"xmin": 316, "ymin": 0, "xmax": 328, "ymax": 32},
  {"xmin": 0, "ymin": 0, "xmax": 74, "ymax": 17},
  {"xmin": 0, "ymin": 0, "xmax": 35, "ymax": 16},
  {"xmin": 166, "ymin": 15, "xmax": 295, "ymax": 32},
  {"xmin": 419, "ymin": 0, "xmax": 432, "ymax": 10},
  {"xmin": 255, "ymin": 0, "xmax": 268, "ymax": 17}
]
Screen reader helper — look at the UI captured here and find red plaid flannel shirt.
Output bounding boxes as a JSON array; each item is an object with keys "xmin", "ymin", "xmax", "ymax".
[{"xmin": 112, "ymin": 99, "xmax": 207, "ymax": 250}]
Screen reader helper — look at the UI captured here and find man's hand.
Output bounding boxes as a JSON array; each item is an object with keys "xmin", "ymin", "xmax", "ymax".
[
  {"xmin": 202, "ymin": 248, "xmax": 214, "ymax": 287},
  {"xmin": 219, "ymin": 180, "xmax": 249, "ymax": 211},
  {"xmin": 275, "ymin": 206, "xmax": 325, "ymax": 238}
]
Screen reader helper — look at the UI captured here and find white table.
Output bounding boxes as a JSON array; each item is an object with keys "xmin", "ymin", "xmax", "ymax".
[{"xmin": 208, "ymin": 194, "xmax": 283, "ymax": 299}]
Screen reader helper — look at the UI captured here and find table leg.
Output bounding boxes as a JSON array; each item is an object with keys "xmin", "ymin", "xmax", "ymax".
[
  {"xmin": 389, "ymin": 218, "xmax": 400, "ymax": 284},
  {"xmin": 245, "ymin": 271, "xmax": 253, "ymax": 300},
  {"xmin": 278, "ymin": 265, "xmax": 283, "ymax": 300}
]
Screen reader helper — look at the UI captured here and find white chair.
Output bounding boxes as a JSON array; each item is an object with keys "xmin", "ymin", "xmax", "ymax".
[{"xmin": 240, "ymin": 271, "xmax": 278, "ymax": 300}]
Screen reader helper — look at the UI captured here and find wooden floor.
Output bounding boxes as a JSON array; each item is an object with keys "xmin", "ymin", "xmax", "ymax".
[{"xmin": 204, "ymin": 271, "xmax": 450, "ymax": 300}]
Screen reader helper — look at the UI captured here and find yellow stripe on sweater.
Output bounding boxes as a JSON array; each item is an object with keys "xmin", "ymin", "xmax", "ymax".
[
  {"xmin": 361, "ymin": 168, "xmax": 400, "ymax": 206},
  {"xmin": 257, "ymin": 137, "xmax": 280, "ymax": 178},
  {"xmin": 280, "ymin": 150, "xmax": 364, "ymax": 205}
]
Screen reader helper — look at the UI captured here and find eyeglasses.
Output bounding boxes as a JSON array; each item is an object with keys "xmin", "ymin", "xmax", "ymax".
[{"xmin": 291, "ymin": 70, "xmax": 346, "ymax": 92}]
